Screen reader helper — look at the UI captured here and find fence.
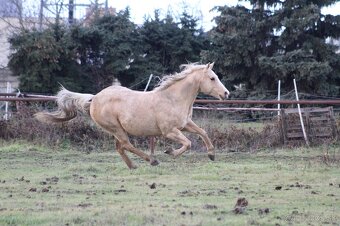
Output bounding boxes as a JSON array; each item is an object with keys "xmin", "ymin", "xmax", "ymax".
[
  {"xmin": 0, "ymin": 82, "xmax": 15, "ymax": 120},
  {"xmin": 2, "ymin": 93, "xmax": 340, "ymax": 105},
  {"xmin": 1, "ymin": 92, "xmax": 340, "ymax": 122},
  {"xmin": 280, "ymin": 107, "xmax": 338, "ymax": 144},
  {"xmin": 1, "ymin": 92, "xmax": 339, "ymax": 148}
]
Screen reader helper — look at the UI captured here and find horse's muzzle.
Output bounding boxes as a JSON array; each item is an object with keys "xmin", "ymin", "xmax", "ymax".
[
  {"xmin": 218, "ymin": 91, "xmax": 230, "ymax": 100},
  {"xmin": 221, "ymin": 91, "xmax": 229, "ymax": 100},
  {"xmin": 225, "ymin": 91, "xmax": 230, "ymax": 99}
]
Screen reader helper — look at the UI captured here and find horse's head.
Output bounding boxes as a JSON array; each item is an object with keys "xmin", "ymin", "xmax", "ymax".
[{"xmin": 199, "ymin": 62, "xmax": 230, "ymax": 100}]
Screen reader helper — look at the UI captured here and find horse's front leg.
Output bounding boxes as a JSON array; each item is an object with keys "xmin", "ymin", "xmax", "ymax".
[
  {"xmin": 182, "ymin": 120, "xmax": 215, "ymax": 161},
  {"xmin": 163, "ymin": 128, "xmax": 191, "ymax": 157}
]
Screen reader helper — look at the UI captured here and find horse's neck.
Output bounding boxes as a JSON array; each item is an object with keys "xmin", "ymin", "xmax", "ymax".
[{"xmin": 160, "ymin": 73, "xmax": 200, "ymax": 107}]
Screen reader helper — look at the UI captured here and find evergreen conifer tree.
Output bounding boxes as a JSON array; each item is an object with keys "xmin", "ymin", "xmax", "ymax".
[{"xmin": 203, "ymin": 0, "xmax": 340, "ymax": 96}]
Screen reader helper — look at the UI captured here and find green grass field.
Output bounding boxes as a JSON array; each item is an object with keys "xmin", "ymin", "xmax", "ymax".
[{"xmin": 0, "ymin": 141, "xmax": 339, "ymax": 226}]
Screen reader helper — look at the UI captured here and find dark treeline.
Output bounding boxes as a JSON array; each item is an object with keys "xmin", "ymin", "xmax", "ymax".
[{"xmin": 8, "ymin": 0, "xmax": 340, "ymax": 97}]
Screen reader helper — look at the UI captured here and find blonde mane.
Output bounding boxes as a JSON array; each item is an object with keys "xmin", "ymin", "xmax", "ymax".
[{"xmin": 154, "ymin": 63, "xmax": 206, "ymax": 91}]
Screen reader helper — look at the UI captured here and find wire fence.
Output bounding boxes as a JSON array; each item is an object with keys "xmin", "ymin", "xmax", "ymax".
[{"xmin": 1, "ymin": 85, "xmax": 340, "ymax": 122}]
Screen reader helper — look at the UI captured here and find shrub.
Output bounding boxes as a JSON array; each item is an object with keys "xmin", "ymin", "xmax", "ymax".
[{"xmin": 0, "ymin": 105, "xmax": 286, "ymax": 153}]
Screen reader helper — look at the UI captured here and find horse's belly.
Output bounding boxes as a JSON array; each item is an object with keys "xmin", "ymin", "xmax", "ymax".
[{"xmin": 120, "ymin": 117, "xmax": 161, "ymax": 136}]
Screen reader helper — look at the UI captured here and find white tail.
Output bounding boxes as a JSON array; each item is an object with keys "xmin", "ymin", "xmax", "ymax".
[{"xmin": 35, "ymin": 87, "xmax": 94, "ymax": 123}]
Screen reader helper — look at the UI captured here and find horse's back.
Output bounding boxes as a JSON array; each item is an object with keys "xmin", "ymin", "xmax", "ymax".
[{"xmin": 90, "ymin": 86, "xmax": 161, "ymax": 136}]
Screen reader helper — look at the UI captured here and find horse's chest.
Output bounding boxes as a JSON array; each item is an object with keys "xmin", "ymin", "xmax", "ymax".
[{"xmin": 156, "ymin": 111, "xmax": 190, "ymax": 132}]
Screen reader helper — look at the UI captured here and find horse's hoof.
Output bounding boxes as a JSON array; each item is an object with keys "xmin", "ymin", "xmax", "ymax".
[
  {"xmin": 208, "ymin": 154, "xmax": 215, "ymax": 161},
  {"xmin": 128, "ymin": 164, "xmax": 138, "ymax": 170},
  {"xmin": 164, "ymin": 148, "xmax": 174, "ymax": 155},
  {"xmin": 150, "ymin": 159, "xmax": 159, "ymax": 166}
]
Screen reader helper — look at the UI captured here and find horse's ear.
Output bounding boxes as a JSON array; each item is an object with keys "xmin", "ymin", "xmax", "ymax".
[{"xmin": 206, "ymin": 62, "xmax": 214, "ymax": 70}]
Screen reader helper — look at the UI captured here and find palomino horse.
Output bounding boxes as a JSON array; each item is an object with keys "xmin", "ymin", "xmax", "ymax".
[{"xmin": 35, "ymin": 63, "xmax": 230, "ymax": 169}]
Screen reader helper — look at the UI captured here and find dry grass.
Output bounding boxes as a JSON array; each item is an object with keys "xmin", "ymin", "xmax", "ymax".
[
  {"xmin": 1, "ymin": 106, "xmax": 284, "ymax": 152},
  {"xmin": 1, "ymin": 105, "xmax": 338, "ymax": 153}
]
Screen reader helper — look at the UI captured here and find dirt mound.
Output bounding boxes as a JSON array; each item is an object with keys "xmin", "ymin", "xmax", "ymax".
[{"xmin": 233, "ymin": 197, "xmax": 248, "ymax": 214}]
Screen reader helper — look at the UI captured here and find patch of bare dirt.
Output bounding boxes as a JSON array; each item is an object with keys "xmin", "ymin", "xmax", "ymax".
[
  {"xmin": 78, "ymin": 203, "xmax": 92, "ymax": 208},
  {"xmin": 114, "ymin": 189, "xmax": 127, "ymax": 194},
  {"xmin": 203, "ymin": 204, "xmax": 217, "ymax": 209},
  {"xmin": 16, "ymin": 176, "xmax": 30, "ymax": 183},
  {"xmin": 40, "ymin": 176, "xmax": 59, "ymax": 185},
  {"xmin": 29, "ymin": 188, "xmax": 37, "ymax": 192},
  {"xmin": 177, "ymin": 190, "xmax": 198, "ymax": 197},
  {"xmin": 288, "ymin": 182, "xmax": 312, "ymax": 189},
  {"xmin": 275, "ymin": 185, "xmax": 282, "ymax": 190},
  {"xmin": 148, "ymin": 182, "xmax": 156, "ymax": 189},
  {"xmin": 233, "ymin": 197, "xmax": 248, "ymax": 214},
  {"xmin": 258, "ymin": 208, "xmax": 270, "ymax": 215},
  {"xmin": 41, "ymin": 188, "xmax": 49, "ymax": 192}
]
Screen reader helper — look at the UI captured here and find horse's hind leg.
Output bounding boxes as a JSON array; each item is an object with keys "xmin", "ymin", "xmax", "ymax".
[
  {"xmin": 96, "ymin": 120, "xmax": 158, "ymax": 168},
  {"xmin": 122, "ymin": 141, "xmax": 159, "ymax": 166},
  {"xmin": 115, "ymin": 140, "xmax": 137, "ymax": 169},
  {"xmin": 114, "ymin": 129, "xmax": 159, "ymax": 167},
  {"xmin": 149, "ymin": 137, "xmax": 156, "ymax": 157},
  {"xmin": 100, "ymin": 125, "xmax": 137, "ymax": 169}
]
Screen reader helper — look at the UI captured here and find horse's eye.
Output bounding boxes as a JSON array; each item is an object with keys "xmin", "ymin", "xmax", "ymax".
[{"xmin": 210, "ymin": 77, "xmax": 215, "ymax": 81}]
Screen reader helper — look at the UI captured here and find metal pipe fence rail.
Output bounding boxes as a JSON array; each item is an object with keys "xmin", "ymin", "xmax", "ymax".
[
  {"xmin": 1, "ymin": 93, "xmax": 340, "ymax": 105},
  {"xmin": 193, "ymin": 106, "xmax": 280, "ymax": 112},
  {"xmin": 194, "ymin": 99, "xmax": 340, "ymax": 105},
  {"xmin": 0, "ymin": 93, "xmax": 57, "ymax": 101}
]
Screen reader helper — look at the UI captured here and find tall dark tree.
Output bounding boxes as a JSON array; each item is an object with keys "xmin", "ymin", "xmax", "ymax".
[
  {"xmin": 69, "ymin": 25, "xmax": 105, "ymax": 92},
  {"xmin": 203, "ymin": 0, "xmax": 340, "ymax": 96},
  {"xmin": 69, "ymin": 9, "xmax": 145, "ymax": 91},
  {"xmin": 8, "ymin": 8, "xmax": 209, "ymax": 93},
  {"xmin": 140, "ymin": 11, "xmax": 208, "ymax": 79},
  {"xmin": 92, "ymin": 9, "xmax": 146, "ymax": 88},
  {"xmin": 8, "ymin": 24, "xmax": 81, "ymax": 93}
]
